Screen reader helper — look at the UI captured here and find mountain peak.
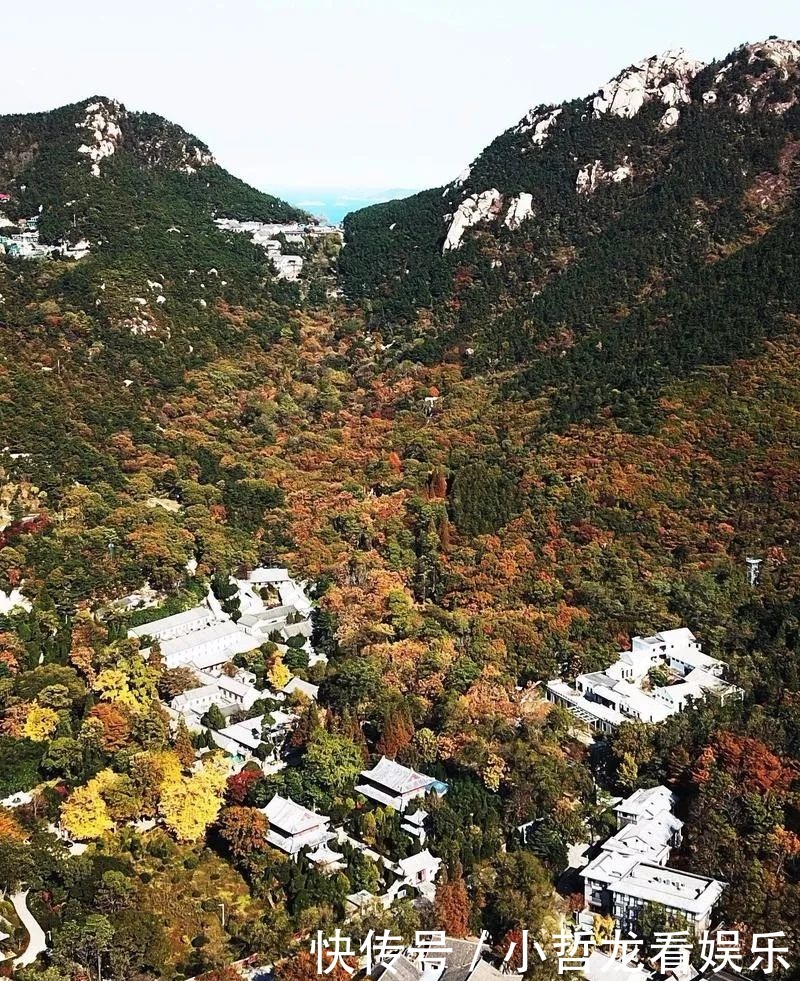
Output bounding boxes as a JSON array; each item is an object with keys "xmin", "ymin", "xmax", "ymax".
[
  {"xmin": 75, "ymin": 97, "xmax": 125, "ymax": 177},
  {"xmin": 742, "ymin": 37, "xmax": 800, "ymax": 66},
  {"xmin": 67, "ymin": 96, "xmax": 217, "ymax": 178}
]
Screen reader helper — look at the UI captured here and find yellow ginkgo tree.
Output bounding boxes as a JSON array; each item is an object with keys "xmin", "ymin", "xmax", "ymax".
[
  {"xmin": 61, "ymin": 776, "xmax": 115, "ymax": 841},
  {"xmin": 23, "ymin": 704, "xmax": 60, "ymax": 742},
  {"xmin": 159, "ymin": 753, "xmax": 229, "ymax": 843}
]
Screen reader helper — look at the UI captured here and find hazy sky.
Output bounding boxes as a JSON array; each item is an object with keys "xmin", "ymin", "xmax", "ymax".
[{"xmin": 5, "ymin": 1, "xmax": 800, "ymax": 190}]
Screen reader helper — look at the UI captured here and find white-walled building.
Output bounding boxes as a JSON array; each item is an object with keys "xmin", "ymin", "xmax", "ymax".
[
  {"xmin": 158, "ymin": 620, "xmax": 256, "ymax": 671},
  {"xmin": 262, "ymin": 794, "xmax": 333, "ymax": 856},
  {"xmin": 130, "ymin": 567, "xmax": 317, "ymax": 759},
  {"xmin": 614, "ymin": 785, "xmax": 676, "ymax": 826},
  {"xmin": 547, "ymin": 628, "xmax": 743, "ymax": 732},
  {"xmin": 211, "ymin": 716, "xmax": 266, "ymax": 760},
  {"xmin": 356, "ymin": 757, "xmax": 448, "ymax": 812},
  {"xmin": 395, "ymin": 849, "xmax": 442, "ymax": 902},
  {"xmin": 129, "ymin": 605, "xmax": 216, "ymax": 643},
  {"xmin": 581, "ymin": 786, "xmax": 724, "ymax": 936},
  {"xmin": 170, "ymin": 668, "xmax": 263, "ymax": 730}
]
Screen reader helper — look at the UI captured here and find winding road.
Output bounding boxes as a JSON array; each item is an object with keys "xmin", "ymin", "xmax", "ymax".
[{"xmin": 11, "ymin": 889, "xmax": 47, "ymax": 967}]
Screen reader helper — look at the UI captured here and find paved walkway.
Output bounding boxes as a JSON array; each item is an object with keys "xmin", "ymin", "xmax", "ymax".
[{"xmin": 12, "ymin": 890, "xmax": 47, "ymax": 967}]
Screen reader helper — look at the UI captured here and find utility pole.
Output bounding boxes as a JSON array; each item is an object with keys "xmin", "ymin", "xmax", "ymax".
[{"xmin": 97, "ymin": 951, "xmax": 103, "ymax": 981}]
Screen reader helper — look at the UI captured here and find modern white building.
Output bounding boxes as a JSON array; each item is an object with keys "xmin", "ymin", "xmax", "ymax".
[
  {"xmin": 261, "ymin": 794, "xmax": 333, "ymax": 856},
  {"xmin": 614, "ymin": 785, "xmax": 677, "ymax": 826},
  {"xmin": 547, "ymin": 628, "xmax": 743, "ymax": 732},
  {"xmin": 581, "ymin": 786, "xmax": 724, "ymax": 936},
  {"xmin": 356, "ymin": 757, "xmax": 448, "ymax": 812}
]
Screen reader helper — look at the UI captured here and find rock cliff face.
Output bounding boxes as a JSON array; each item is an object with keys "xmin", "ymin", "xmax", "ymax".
[
  {"xmin": 591, "ymin": 49, "xmax": 704, "ymax": 119},
  {"xmin": 343, "ymin": 36, "xmax": 800, "ymax": 300},
  {"xmin": 575, "ymin": 159, "xmax": 632, "ymax": 195},
  {"xmin": 443, "ymin": 189, "xmax": 502, "ymax": 251},
  {"xmin": 76, "ymin": 100, "xmax": 124, "ymax": 177},
  {"xmin": 503, "ymin": 193, "xmax": 535, "ymax": 230}
]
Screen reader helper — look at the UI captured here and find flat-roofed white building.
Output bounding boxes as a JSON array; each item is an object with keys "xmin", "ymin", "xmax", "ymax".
[
  {"xmin": 583, "ymin": 852, "xmax": 724, "ymax": 936},
  {"xmin": 247, "ymin": 567, "xmax": 290, "ymax": 585},
  {"xmin": 601, "ymin": 816, "xmax": 682, "ymax": 864},
  {"xmin": 547, "ymin": 627, "xmax": 742, "ymax": 732},
  {"xmin": 582, "ymin": 785, "xmax": 722, "ymax": 936},
  {"xmin": 547, "ymin": 680, "xmax": 625, "ymax": 733},
  {"xmin": 262, "ymin": 794, "xmax": 333, "ymax": 856},
  {"xmin": 356, "ymin": 757, "xmax": 448, "ymax": 812}
]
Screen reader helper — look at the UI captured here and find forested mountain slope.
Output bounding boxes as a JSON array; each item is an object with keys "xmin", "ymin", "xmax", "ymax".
[
  {"xmin": 0, "ymin": 96, "xmax": 314, "ymax": 484},
  {"xmin": 341, "ymin": 37, "xmax": 800, "ymax": 424}
]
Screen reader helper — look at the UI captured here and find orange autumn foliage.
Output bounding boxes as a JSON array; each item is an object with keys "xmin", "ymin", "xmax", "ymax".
[
  {"xmin": 693, "ymin": 732, "xmax": 797, "ymax": 794},
  {"xmin": 89, "ymin": 702, "xmax": 132, "ymax": 752}
]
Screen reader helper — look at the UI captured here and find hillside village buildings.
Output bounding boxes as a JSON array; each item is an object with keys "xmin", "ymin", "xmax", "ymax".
[
  {"xmin": 547, "ymin": 628, "xmax": 743, "ymax": 733},
  {"xmin": 127, "ymin": 566, "xmax": 450, "ymax": 905},
  {"xmin": 0, "ymin": 211, "xmax": 90, "ymax": 260},
  {"xmin": 128, "ymin": 567, "xmax": 317, "ymax": 760},
  {"xmin": 580, "ymin": 786, "xmax": 725, "ymax": 936},
  {"xmin": 214, "ymin": 218, "xmax": 342, "ymax": 280}
]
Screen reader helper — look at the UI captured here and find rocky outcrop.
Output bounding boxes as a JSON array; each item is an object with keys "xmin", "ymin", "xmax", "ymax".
[
  {"xmin": 516, "ymin": 106, "xmax": 563, "ymax": 146},
  {"xmin": 504, "ymin": 193, "xmax": 535, "ymax": 229},
  {"xmin": 576, "ymin": 159, "xmax": 632, "ymax": 195},
  {"xmin": 76, "ymin": 99, "xmax": 123, "ymax": 177},
  {"xmin": 702, "ymin": 39, "xmax": 800, "ymax": 115},
  {"xmin": 443, "ymin": 189, "xmax": 502, "ymax": 251},
  {"xmin": 592, "ymin": 49, "xmax": 705, "ymax": 119},
  {"xmin": 747, "ymin": 38, "xmax": 800, "ymax": 68},
  {"xmin": 659, "ymin": 106, "xmax": 681, "ymax": 131}
]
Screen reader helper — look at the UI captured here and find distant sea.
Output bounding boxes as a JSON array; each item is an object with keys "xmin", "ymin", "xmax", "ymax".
[{"xmin": 269, "ymin": 187, "xmax": 419, "ymax": 226}]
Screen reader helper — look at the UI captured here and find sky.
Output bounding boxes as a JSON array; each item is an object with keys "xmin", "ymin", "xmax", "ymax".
[{"xmin": 4, "ymin": 0, "xmax": 800, "ymax": 193}]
